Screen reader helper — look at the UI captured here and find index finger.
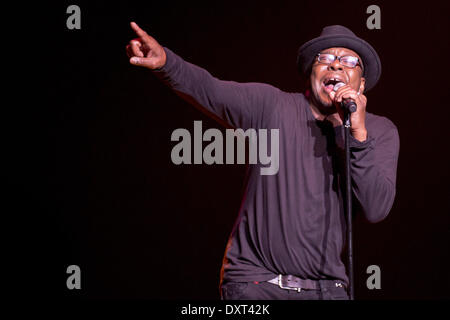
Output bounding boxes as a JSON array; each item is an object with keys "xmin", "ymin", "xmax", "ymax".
[
  {"xmin": 130, "ymin": 22, "xmax": 150, "ymax": 39},
  {"xmin": 130, "ymin": 21, "xmax": 157, "ymax": 45},
  {"xmin": 131, "ymin": 21, "xmax": 145, "ymax": 34}
]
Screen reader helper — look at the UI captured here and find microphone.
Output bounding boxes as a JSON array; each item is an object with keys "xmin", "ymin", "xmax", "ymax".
[{"xmin": 333, "ymin": 82, "xmax": 357, "ymax": 113}]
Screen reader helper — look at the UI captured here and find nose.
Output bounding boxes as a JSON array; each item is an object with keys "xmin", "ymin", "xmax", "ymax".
[{"xmin": 328, "ymin": 59, "xmax": 344, "ymax": 72}]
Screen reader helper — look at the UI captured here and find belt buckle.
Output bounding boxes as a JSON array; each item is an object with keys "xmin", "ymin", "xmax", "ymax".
[{"xmin": 278, "ymin": 274, "xmax": 301, "ymax": 292}]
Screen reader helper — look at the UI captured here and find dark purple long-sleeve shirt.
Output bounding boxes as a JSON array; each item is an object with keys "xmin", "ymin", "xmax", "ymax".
[{"xmin": 153, "ymin": 47, "xmax": 400, "ymax": 286}]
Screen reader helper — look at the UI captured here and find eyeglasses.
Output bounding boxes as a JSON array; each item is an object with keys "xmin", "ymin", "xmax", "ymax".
[{"xmin": 316, "ymin": 53, "xmax": 363, "ymax": 70}]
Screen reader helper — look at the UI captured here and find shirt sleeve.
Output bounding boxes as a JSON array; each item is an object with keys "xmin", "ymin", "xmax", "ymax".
[
  {"xmin": 151, "ymin": 47, "xmax": 280, "ymax": 130},
  {"xmin": 334, "ymin": 119, "xmax": 400, "ymax": 223}
]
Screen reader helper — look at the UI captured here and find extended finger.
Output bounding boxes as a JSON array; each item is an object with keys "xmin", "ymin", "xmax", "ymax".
[
  {"xmin": 130, "ymin": 21, "xmax": 148, "ymax": 38},
  {"xmin": 130, "ymin": 21, "xmax": 158, "ymax": 47}
]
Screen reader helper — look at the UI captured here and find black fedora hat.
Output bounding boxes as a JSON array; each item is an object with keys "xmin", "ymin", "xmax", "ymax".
[{"xmin": 297, "ymin": 25, "xmax": 381, "ymax": 91}]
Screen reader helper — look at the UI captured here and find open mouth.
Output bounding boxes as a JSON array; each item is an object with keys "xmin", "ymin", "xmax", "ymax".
[{"xmin": 322, "ymin": 77, "xmax": 345, "ymax": 93}]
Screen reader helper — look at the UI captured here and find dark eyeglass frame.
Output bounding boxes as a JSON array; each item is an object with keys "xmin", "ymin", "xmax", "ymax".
[{"xmin": 316, "ymin": 53, "xmax": 363, "ymax": 70}]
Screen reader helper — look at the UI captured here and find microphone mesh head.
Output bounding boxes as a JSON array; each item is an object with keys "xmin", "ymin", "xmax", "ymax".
[{"xmin": 333, "ymin": 82, "xmax": 346, "ymax": 92}]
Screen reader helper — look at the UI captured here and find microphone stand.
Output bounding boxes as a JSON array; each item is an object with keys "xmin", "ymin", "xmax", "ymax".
[{"xmin": 344, "ymin": 111, "xmax": 354, "ymax": 300}]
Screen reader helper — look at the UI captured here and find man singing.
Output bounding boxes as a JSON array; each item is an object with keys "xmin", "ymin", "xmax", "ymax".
[{"xmin": 126, "ymin": 23, "xmax": 399, "ymax": 300}]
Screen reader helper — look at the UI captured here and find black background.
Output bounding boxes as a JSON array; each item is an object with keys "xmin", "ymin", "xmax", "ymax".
[{"xmin": 5, "ymin": 0, "xmax": 450, "ymax": 301}]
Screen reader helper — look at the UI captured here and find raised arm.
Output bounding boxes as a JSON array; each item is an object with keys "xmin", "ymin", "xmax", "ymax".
[{"xmin": 126, "ymin": 22, "xmax": 279, "ymax": 130}]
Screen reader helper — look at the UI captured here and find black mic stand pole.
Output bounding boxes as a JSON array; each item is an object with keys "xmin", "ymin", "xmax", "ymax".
[{"xmin": 344, "ymin": 110, "xmax": 354, "ymax": 300}]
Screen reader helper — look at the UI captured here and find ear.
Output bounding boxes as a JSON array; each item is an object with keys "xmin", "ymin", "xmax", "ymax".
[{"xmin": 359, "ymin": 77, "xmax": 366, "ymax": 94}]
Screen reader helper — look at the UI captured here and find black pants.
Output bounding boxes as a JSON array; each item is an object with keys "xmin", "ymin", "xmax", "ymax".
[{"xmin": 221, "ymin": 280, "xmax": 349, "ymax": 300}]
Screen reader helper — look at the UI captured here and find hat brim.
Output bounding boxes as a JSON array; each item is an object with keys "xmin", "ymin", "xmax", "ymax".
[{"xmin": 297, "ymin": 34, "xmax": 381, "ymax": 91}]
